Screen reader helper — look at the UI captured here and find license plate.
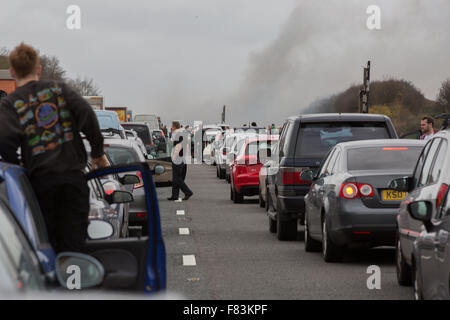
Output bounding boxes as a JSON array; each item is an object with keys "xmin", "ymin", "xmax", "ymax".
[{"xmin": 382, "ymin": 190, "xmax": 406, "ymax": 201}]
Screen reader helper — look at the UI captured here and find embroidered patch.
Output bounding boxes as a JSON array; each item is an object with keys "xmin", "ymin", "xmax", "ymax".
[
  {"xmin": 32, "ymin": 145, "xmax": 45, "ymax": 156},
  {"xmin": 35, "ymin": 103, "xmax": 59, "ymax": 129},
  {"xmin": 37, "ymin": 89, "xmax": 53, "ymax": 102},
  {"xmin": 64, "ymin": 132, "xmax": 74, "ymax": 142},
  {"xmin": 24, "ymin": 124, "xmax": 37, "ymax": 136},
  {"xmin": 28, "ymin": 136, "xmax": 41, "ymax": 146},
  {"xmin": 41, "ymin": 130, "xmax": 56, "ymax": 142},
  {"xmin": 20, "ymin": 111, "xmax": 34, "ymax": 125}
]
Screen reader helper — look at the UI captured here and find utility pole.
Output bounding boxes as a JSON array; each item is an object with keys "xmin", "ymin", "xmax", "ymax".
[
  {"xmin": 221, "ymin": 105, "xmax": 226, "ymax": 123},
  {"xmin": 359, "ymin": 61, "xmax": 371, "ymax": 113}
]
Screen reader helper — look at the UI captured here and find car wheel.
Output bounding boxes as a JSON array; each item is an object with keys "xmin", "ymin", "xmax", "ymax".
[
  {"xmin": 322, "ymin": 217, "xmax": 343, "ymax": 262},
  {"xmin": 226, "ymin": 174, "xmax": 230, "ymax": 183},
  {"xmin": 259, "ymin": 186, "xmax": 265, "ymax": 208},
  {"xmin": 233, "ymin": 186, "xmax": 244, "ymax": 204},
  {"xmin": 265, "ymin": 187, "xmax": 270, "ymax": 212},
  {"xmin": 219, "ymin": 168, "xmax": 225, "ymax": 179},
  {"xmin": 276, "ymin": 198, "xmax": 297, "ymax": 241},
  {"xmin": 216, "ymin": 166, "xmax": 220, "ymax": 178},
  {"xmin": 304, "ymin": 212, "xmax": 321, "ymax": 252},
  {"xmin": 269, "ymin": 217, "xmax": 277, "ymax": 233},
  {"xmin": 412, "ymin": 261, "xmax": 423, "ymax": 300},
  {"xmin": 230, "ymin": 184, "xmax": 234, "ymax": 201},
  {"xmin": 396, "ymin": 232, "xmax": 412, "ymax": 286}
]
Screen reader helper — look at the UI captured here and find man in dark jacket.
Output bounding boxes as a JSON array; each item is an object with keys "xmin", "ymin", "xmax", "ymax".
[{"xmin": 0, "ymin": 43, "xmax": 108, "ymax": 253}]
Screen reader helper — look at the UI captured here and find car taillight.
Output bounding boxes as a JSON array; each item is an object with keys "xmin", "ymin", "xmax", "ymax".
[
  {"xmin": 103, "ymin": 182, "xmax": 116, "ymax": 195},
  {"xmin": 281, "ymin": 167, "xmax": 310, "ymax": 185},
  {"xmin": 358, "ymin": 183, "xmax": 374, "ymax": 197},
  {"xmin": 340, "ymin": 183, "xmax": 359, "ymax": 199},
  {"xmin": 134, "ymin": 171, "xmax": 144, "ymax": 189},
  {"xmin": 436, "ymin": 183, "xmax": 449, "ymax": 209},
  {"xmin": 136, "ymin": 213, "xmax": 147, "ymax": 219},
  {"xmin": 223, "ymin": 150, "xmax": 227, "ymax": 156}
]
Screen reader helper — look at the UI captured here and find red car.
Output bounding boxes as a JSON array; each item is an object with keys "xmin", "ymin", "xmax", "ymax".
[{"xmin": 230, "ymin": 136, "xmax": 279, "ymax": 203}]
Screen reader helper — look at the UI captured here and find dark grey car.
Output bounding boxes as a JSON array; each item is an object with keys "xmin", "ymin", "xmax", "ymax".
[
  {"xmin": 302, "ymin": 139, "xmax": 425, "ymax": 262},
  {"xmin": 266, "ymin": 113, "xmax": 399, "ymax": 241},
  {"xmin": 391, "ymin": 128, "xmax": 450, "ymax": 299}
]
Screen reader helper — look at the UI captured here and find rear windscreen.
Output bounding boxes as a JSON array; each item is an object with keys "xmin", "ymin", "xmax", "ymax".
[
  {"xmin": 121, "ymin": 124, "xmax": 150, "ymax": 144},
  {"xmin": 347, "ymin": 146, "xmax": 423, "ymax": 171},
  {"xmin": 295, "ymin": 122, "xmax": 390, "ymax": 158}
]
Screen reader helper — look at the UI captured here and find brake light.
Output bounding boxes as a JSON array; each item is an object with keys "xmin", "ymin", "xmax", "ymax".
[
  {"xmin": 436, "ymin": 183, "xmax": 449, "ymax": 209},
  {"xmin": 136, "ymin": 213, "xmax": 147, "ymax": 219},
  {"xmin": 281, "ymin": 167, "xmax": 310, "ymax": 185},
  {"xmin": 103, "ymin": 182, "xmax": 116, "ymax": 195},
  {"xmin": 358, "ymin": 183, "xmax": 374, "ymax": 197},
  {"xmin": 382, "ymin": 147, "xmax": 409, "ymax": 151},
  {"xmin": 340, "ymin": 183, "xmax": 359, "ymax": 199},
  {"xmin": 134, "ymin": 171, "xmax": 144, "ymax": 189},
  {"xmin": 222, "ymin": 149, "xmax": 227, "ymax": 156}
]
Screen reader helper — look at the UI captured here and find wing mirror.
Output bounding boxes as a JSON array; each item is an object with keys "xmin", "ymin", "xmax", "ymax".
[
  {"xmin": 87, "ymin": 220, "xmax": 114, "ymax": 240},
  {"xmin": 300, "ymin": 170, "xmax": 315, "ymax": 182},
  {"xmin": 388, "ymin": 177, "xmax": 412, "ymax": 192},
  {"xmin": 407, "ymin": 200, "xmax": 433, "ymax": 231},
  {"xmin": 55, "ymin": 252, "xmax": 105, "ymax": 289},
  {"xmin": 119, "ymin": 174, "xmax": 140, "ymax": 185},
  {"xmin": 105, "ymin": 190, "xmax": 134, "ymax": 204}
]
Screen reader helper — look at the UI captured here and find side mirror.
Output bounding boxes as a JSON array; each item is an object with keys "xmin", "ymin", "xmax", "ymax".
[
  {"xmin": 300, "ymin": 170, "xmax": 314, "ymax": 182},
  {"xmin": 120, "ymin": 174, "xmax": 140, "ymax": 185},
  {"xmin": 408, "ymin": 201, "xmax": 433, "ymax": 231},
  {"xmin": 154, "ymin": 165, "xmax": 165, "ymax": 175},
  {"xmin": 146, "ymin": 154, "xmax": 155, "ymax": 160},
  {"xmin": 87, "ymin": 220, "xmax": 114, "ymax": 240},
  {"xmin": 55, "ymin": 252, "xmax": 105, "ymax": 289},
  {"xmin": 389, "ymin": 177, "xmax": 412, "ymax": 192},
  {"xmin": 105, "ymin": 190, "xmax": 134, "ymax": 204}
]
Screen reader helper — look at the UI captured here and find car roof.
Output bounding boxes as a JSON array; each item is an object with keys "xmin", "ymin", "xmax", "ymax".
[
  {"xmin": 337, "ymin": 139, "xmax": 426, "ymax": 150},
  {"xmin": 121, "ymin": 122, "xmax": 149, "ymax": 126},
  {"xmin": 103, "ymin": 138, "xmax": 136, "ymax": 148},
  {"xmin": 287, "ymin": 113, "xmax": 389, "ymax": 122}
]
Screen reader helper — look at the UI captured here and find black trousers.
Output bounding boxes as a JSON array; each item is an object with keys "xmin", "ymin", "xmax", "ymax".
[
  {"xmin": 31, "ymin": 172, "xmax": 90, "ymax": 253},
  {"xmin": 171, "ymin": 163, "xmax": 192, "ymax": 198}
]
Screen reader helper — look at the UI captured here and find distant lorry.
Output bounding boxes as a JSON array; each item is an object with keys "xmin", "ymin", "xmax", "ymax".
[
  {"xmin": 134, "ymin": 114, "xmax": 160, "ymax": 130},
  {"xmin": 105, "ymin": 107, "xmax": 128, "ymax": 122},
  {"xmin": 83, "ymin": 96, "xmax": 104, "ymax": 110}
]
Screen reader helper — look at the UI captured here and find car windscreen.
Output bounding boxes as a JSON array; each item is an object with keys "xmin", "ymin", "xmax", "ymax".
[
  {"xmin": 97, "ymin": 115, "xmax": 119, "ymax": 130},
  {"xmin": 295, "ymin": 122, "xmax": 390, "ymax": 158},
  {"xmin": 104, "ymin": 146, "xmax": 140, "ymax": 165},
  {"xmin": 121, "ymin": 125, "xmax": 151, "ymax": 145},
  {"xmin": 347, "ymin": 146, "xmax": 423, "ymax": 171},
  {"xmin": 244, "ymin": 141, "xmax": 276, "ymax": 156}
]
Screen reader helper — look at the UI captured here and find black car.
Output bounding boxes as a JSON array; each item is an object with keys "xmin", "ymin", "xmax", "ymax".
[
  {"xmin": 391, "ymin": 128, "xmax": 450, "ymax": 299},
  {"xmin": 266, "ymin": 113, "xmax": 399, "ymax": 240},
  {"xmin": 121, "ymin": 122, "xmax": 158, "ymax": 154},
  {"xmin": 302, "ymin": 139, "xmax": 425, "ymax": 262}
]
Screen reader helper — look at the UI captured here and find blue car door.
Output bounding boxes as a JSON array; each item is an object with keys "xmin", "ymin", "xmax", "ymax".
[{"xmin": 86, "ymin": 162, "xmax": 166, "ymax": 293}]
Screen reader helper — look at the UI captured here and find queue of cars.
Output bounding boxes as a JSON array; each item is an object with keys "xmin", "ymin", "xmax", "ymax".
[{"xmin": 212, "ymin": 113, "xmax": 450, "ymax": 300}]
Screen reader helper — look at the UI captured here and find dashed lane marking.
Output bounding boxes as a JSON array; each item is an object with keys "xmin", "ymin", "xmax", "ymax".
[
  {"xmin": 179, "ymin": 228, "xmax": 190, "ymax": 235},
  {"xmin": 183, "ymin": 255, "xmax": 197, "ymax": 266}
]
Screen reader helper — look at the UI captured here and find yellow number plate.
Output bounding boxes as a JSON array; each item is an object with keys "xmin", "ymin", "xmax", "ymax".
[{"xmin": 382, "ymin": 190, "xmax": 406, "ymax": 201}]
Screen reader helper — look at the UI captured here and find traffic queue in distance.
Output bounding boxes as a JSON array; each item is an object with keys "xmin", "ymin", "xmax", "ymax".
[{"xmin": 208, "ymin": 113, "xmax": 450, "ymax": 300}]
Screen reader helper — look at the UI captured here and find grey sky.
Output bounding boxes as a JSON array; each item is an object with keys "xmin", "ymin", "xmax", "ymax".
[{"xmin": 1, "ymin": 0, "xmax": 449, "ymax": 127}]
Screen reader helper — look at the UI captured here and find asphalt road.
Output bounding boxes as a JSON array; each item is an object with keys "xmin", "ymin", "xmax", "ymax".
[{"xmin": 158, "ymin": 164, "xmax": 414, "ymax": 300}]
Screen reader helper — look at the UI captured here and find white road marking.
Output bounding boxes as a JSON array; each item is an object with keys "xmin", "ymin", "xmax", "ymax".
[
  {"xmin": 179, "ymin": 228, "xmax": 190, "ymax": 235},
  {"xmin": 176, "ymin": 210, "xmax": 185, "ymax": 216},
  {"xmin": 175, "ymin": 198, "xmax": 183, "ymax": 203},
  {"xmin": 183, "ymin": 255, "xmax": 197, "ymax": 266}
]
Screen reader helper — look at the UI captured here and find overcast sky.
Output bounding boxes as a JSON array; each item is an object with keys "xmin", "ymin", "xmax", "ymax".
[{"xmin": 1, "ymin": 0, "xmax": 449, "ymax": 127}]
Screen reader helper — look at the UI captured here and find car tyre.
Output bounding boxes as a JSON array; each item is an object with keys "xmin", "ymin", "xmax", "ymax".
[
  {"xmin": 269, "ymin": 217, "xmax": 277, "ymax": 233},
  {"xmin": 304, "ymin": 212, "xmax": 321, "ymax": 252},
  {"xmin": 219, "ymin": 168, "xmax": 225, "ymax": 179},
  {"xmin": 322, "ymin": 217, "xmax": 343, "ymax": 262},
  {"xmin": 396, "ymin": 232, "xmax": 412, "ymax": 286},
  {"xmin": 412, "ymin": 261, "xmax": 423, "ymax": 300},
  {"xmin": 259, "ymin": 186, "xmax": 265, "ymax": 208},
  {"xmin": 233, "ymin": 187, "xmax": 244, "ymax": 204}
]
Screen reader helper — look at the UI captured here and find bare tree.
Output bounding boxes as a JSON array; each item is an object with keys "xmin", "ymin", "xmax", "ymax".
[
  {"xmin": 39, "ymin": 54, "xmax": 66, "ymax": 81},
  {"xmin": 437, "ymin": 78, "xmax": 450, "ymax": 112},
  {"xmin": 66, "ymin": 76, "xmax": 101, "ymax": 96}
]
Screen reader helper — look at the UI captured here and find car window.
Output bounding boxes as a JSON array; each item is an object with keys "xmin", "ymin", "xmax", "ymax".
[
  {"xmin": 325, "ymin": 149, "xmax": 340, "ymax": 176},
  {"xmin": 428, "ymin": 140, "xmax": 447, "ymax": 185},
  {"xmin": 121, "ymin": 125, "xmax": 151, "ymax": 145},
  {"xmin": 318, "ymin": 149, "xmax": 335, "ymax": 177},
  {"xmin": 330, "ymin": 150, "xmax": 341, "ymax": 174},
  {"xmin": 245, "ymin": 141, "xmax": 275, "ymax": 156},
  {"xmin": 0, "ymin": 200, "xmax": 43, "ymax": 291},
  {"xmin": 280, "ymin": 122, "xmax": 295, "ymax": 158},
  {"xmin": 412, "ymin": 140, "xmax": 433, "ymax": 188},
  {"xmin": 418, "ymin": 138, "xmax": 441, "ymax": 188},
  {"xmin": 277, "ymin": 123, "xmax": 288, "ymax": 157},
  {"xmin": 295, "ymin": 122, "xmax": 390, "ymax": 158},
  {"xmin": 105, "ymin": 146, "xmax": 140, "ymax": 165},
  {"xmin": 347, "ymin": 146, "xmax": 424, "ymax": 171}
]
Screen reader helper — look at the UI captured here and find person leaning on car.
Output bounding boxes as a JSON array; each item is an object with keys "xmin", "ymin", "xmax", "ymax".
[{"xmin": 0, "ymin": 43, "xmax": 109, "ymax": 253}]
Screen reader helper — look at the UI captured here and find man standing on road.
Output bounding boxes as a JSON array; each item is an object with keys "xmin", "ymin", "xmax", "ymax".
[
  {"xmin": 420, "ymin": 116, "xmax": 438, "ymax": 141},
  {"xmin": 0, "ymin": 43, "xmax": 108, "ymax": 253},
  {"xmin": 168, "ymin": 121, "xmax": 193, "ymax": 201}
]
